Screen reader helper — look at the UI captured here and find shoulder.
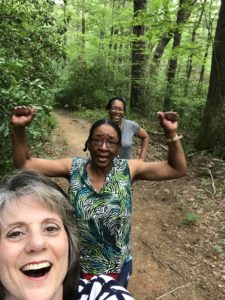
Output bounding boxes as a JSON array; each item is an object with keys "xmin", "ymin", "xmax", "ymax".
[
  {"xmin": 75, "ymin": 275, "xmax": 134, "ymax": 299},
  {"xmin": 113, "ymin": 158, "xmax": 130, "ymax": 171},
  {"xmin": 123, "ymin": 119, "xmax": 140, "ymax": 132},
  {"xmin": 71, "ymin": 157, "xmax": 87, "ymax": 168},
  {"xmin": 123, "ymin": 119, "xmax": 139, "ymax": 126},
  {"xmin": 70, "ymin": 157, "xmax": 87, "ymax": 175}
]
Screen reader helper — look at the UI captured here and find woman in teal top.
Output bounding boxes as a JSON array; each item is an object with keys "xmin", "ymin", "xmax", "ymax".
[
  {"xmin": 12, "ymin": 106, "xmax": 187, "ymax": 287},
  {"xmin": 69, "ymin": 156, "xmax": 132, "ymax": 276}
]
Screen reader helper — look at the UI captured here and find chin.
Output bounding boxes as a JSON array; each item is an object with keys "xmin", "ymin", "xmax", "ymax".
[{"xmin": 23, "ymin": 288, "xmax": 62, "ymax": 300}]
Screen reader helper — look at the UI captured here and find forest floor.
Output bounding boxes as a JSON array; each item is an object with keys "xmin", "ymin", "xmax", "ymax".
[{"xmin": 47, "ymin": 109, "xmax": 225, "ymax": 300}]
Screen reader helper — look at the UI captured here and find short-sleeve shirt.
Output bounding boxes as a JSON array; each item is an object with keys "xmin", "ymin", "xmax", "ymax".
[
  {"xmin": 69, "ymin": 157, "xmax": 132, "ymax": 274},
  {"xmin": 119, "ymin": 119, "xmax": 140, "ymax": 159},
  {"xmin": 74, "ymin": 275, "xmax": 135, "ymax": 299}
]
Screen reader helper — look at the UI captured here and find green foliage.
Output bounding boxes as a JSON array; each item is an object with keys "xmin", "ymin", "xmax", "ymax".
[
  {"xmin": 184, "ymin": 212, "xmax": 200, "ymax": 226},
  {"xmin": 54, "ymin": 56, "xmax": 130, "ymax": 110},
  {"xmin": 73, "ymin": 108, "xmax": 105, "ymax": 123},
  {"xmin": 52, "ymin": 0, "xmax": 222, "ymax": 154},
  {"xmin": 0, "ymin": 0, "xmax": 66, "ymax": 176},
  {"xmin": 213, "ymin": 244, "xmax": 223, "ymax": 254}
]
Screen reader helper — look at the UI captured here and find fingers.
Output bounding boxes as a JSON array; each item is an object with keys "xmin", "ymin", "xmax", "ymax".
[
  {"xmin": 13, "ymin": 106, "xmax": 37, "ymax": 117},
  {"xmin": 157, "ymin": 111, "xmax": 179, "ymax": 122},
  {"xmin": 164, "ymin": 112, "xmax": 179, "ymax": 122}
]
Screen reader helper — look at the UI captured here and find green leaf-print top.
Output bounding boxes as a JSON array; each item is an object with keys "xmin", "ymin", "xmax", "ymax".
[{"xmin": 69, "ymin": 157, "xmax": 132, "ymax": 274}]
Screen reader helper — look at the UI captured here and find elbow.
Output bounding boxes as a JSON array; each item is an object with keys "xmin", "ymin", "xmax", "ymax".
[
  {"xmin": 177, "ymin": 166, "xmax": 188, "ymax": 178},
  {"xmin": 13, "ymin": 158, "xmax": 32, "ymax": 170},
  {"xmin": 13, "ymin": 161, "xmax": 28, "ymax": 169}
]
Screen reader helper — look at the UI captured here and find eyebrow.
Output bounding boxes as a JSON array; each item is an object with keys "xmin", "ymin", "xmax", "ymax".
[
  {"xmin": 93, "ymin": 133, "xmax": 117, "ymax": 138},
  {"xmin": 2, "ymin": 218, "xmax": 63, "ymax": 230}
]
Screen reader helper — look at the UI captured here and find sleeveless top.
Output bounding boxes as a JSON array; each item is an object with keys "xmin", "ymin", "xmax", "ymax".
[{"xmin": 69, "ymin": 157, "xmax": 132, "ymax": 274}]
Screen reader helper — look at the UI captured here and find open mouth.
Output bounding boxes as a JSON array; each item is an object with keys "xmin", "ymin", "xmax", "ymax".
[
  {"xmin": 97, "ymin": 156, "xmax": 109, "ymax": 162},
  {"xmin": 20, "ymin": 262, "xmax": 52, "ymax": 278}
]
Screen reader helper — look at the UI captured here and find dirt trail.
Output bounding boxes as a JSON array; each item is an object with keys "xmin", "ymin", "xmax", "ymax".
[
  {"xmin": 52, "ymin": 110, "xmax": 225, "ymax": 300},
  {"xmin": 52, "ymin": 110, "xmax": 90, "ymax": 157}
]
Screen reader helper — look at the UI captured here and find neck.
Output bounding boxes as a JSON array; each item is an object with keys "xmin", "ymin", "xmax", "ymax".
[
  {"xmin": 113, "ymin": 119, "xmax": 122, "ymax": 127},
  {"xmin": 89, "ymin": 161, "xmax": 112, "ymax": 175}
]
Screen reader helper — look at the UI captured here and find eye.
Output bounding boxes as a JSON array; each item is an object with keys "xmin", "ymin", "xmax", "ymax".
[
  {"xmin": 7, "ymin": 229, "xmax": 24, "ymax": 239},
  {"xmin": 45, "ymin": 224, "xmax": 60, "ymax": 234},
  {"xmin": 108, "ymin": 140, "xmax": 118, "ymax": 146},
  {"xmin": 91, "ymin": 138, "xmax": 102, "ymax": 145}
]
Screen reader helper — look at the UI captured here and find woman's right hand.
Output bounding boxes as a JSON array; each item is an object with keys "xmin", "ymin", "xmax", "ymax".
[{"xmin": 12, "ymin": 106, "xmax": 37, "ymax": 127}]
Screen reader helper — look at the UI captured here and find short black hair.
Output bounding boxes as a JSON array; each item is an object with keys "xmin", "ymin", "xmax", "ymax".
[
  {"xmin": 106, "ymin": 97, "xmax": 127, "ymax": 112},
  {"xmin": 83, "ymin": 119, "xmax": 121, "ymax": 152}
]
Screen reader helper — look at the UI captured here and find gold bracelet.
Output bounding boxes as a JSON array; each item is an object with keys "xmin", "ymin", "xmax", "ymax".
[{"xmin": 166, "ymin": 134, "xmax": 183, "ymax": 143}]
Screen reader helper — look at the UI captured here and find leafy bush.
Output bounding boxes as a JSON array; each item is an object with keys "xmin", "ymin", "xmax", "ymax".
[
  {"xmin": 54, "ymin": 56, "xmax": 130, "ymax": 110},
  {"xmin": 0, "ymin": 0, "xmax": 65, "ymax": 176}
]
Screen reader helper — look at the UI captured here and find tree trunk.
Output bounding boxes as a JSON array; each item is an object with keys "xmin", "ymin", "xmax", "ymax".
[
  {"xmin": 163, "ymin": 0, "xmax": 197, "ymax": 111},
  {"xmin": 184, "ymin": 3, "xmax": 205, "ymax": 96},
  {"xmin": 197, "ymin": 5, "xmax": 214, "ymax": 93},
  {"xmin": 130, "ymin": 0, "xmax": 147, "ymax": 114},
  {"xmin": 81, "ymin": 0, "xmax": 86, "ymax": 49},
  {"xmin": 151, "ymin": 1, "xmax": 172, "ymax": 72},
  {"xmin": 195, "ymin": 0, "xmax": 225, "ymax": 150}
]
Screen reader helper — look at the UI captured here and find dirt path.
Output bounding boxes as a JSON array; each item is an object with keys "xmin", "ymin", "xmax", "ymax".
[{"xmin": 52, "ymin": 110, "xmax": 225, "ymax": 300}]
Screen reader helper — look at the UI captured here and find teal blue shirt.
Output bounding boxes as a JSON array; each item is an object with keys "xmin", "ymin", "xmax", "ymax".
[{"xmin": 69, "ymin": 157, "xmax": 132, "ymax": 274}]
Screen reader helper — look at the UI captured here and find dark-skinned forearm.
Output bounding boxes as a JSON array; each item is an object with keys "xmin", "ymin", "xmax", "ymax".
[{"xmin": 12, "ymin": 126, "xmax": 31, "ymax": 168}]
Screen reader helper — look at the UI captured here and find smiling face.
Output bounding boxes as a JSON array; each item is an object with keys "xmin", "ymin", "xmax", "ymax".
[
  {"xmin": 88, "ymin": 124, "xmax": 120, "ymax": 170},
  {"xmin": 108, "ymin": 99, "xmax": 125, "ymax": 125},
  {"xmin": 0, "ymin": 196, "xmax": 69, "ymax": 300}
]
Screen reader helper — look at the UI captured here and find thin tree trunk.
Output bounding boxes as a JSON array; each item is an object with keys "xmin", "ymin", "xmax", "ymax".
[
  {"xmin": 197, "ymin": 1, "xmax": 214, "ymax": 93},
  {"xmin": 184, "ymin": 2, "xmax": 205, "ymax": 96},
  {"xmin": 130, "ymin": 0, "xmax": 147, "ymax": 114},
  {"xmin": 81, "ymin": 0, "xmax": 85, "ymax": 49},
  {"xmin": 163, "ymin": 0, "xmax": 197, "ymax": 111}
]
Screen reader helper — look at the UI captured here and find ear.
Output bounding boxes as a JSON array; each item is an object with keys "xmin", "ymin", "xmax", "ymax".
[
  {"xmin": 87, "ymin": 140, "xmax": 91, "ymax": 150},
  {"xmin": 115, "ymin": 144, "xmax": 121, "ymax": 156}
]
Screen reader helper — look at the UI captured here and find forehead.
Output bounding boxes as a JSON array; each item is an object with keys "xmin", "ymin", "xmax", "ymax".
[
  {"xmin": 92, "ymin": 124, "xmax": 119, "ymax": 139},
  {"xmin": 111, "ymin": 99, "xmax": 124, "ymax": 108},
  {"xmin": 0, "ymin": 196, "xmax": 59, "ymax": 223}
]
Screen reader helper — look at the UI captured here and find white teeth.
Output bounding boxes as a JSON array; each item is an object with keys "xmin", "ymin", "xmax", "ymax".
[{"xmin": 22, "ymin": 262, "xmax": 51, "ymax": 271}]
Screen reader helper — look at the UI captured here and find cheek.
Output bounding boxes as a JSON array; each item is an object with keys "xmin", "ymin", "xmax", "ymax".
[
  {"xmin": 0, "ymin": 243, "xmax": 16, "ymax": 284},
  {"xmin": 56, "ymin": 235, "xmax": 69, "ymax": 268},
  {"xmin": 0, "ymin": 241, "xmax": 19, "ymax": 266}
]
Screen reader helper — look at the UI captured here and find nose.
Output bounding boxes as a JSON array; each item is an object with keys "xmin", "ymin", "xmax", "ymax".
[
  {"xmin": 25, "ymin": 232, "xmax": 47, "ymax": 253},
  {"xmin": 99, "ymin": 140, "xmax": 108, "ymax": 150}
]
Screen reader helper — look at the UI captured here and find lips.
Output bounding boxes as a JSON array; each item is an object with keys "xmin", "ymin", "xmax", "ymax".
[
  {"xmin": 20, "ymin": 262, "xmax": 52, "ymax": 278},
  {"xmin": 97, "ymin": 155, "xmax": 109, "ymax": 162}
]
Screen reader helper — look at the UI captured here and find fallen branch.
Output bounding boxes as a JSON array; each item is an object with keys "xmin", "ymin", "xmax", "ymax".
[
  {"xmin": 206, "ymin": 168, "xmax": 216, "ymax": 194},
  {"xmin": 159, "ymin": 143, "xmax": 168, "ymax": 151},
  {"xmin": 156, "ymin": 282, "xmax": 195, "ymax": 299},
  {"xmin": 141, "ymin": 240, "xmax": 165, "ymax": 267}
]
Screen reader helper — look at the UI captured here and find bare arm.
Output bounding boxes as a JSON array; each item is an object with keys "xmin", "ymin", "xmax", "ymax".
[
  {"xmin": 12, "ymin": 106, "xmax": 72, "ymax": 178},
  {"xmin": 136, "ymin": 127, "xmax": 150, "ymax": 160},
  {"xmin": 129, "ymin": 112, "xmax": 187, "ymax": 181}
]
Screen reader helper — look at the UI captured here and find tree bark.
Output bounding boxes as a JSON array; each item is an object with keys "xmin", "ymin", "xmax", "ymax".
[
  {"xmin": 184, "ymin": 3, "xmax": 205, "ymax": 96},
  {"xmin": 195, "ymin": 0, "xmax": 225, "ymax": 150},
  {"xmin": 130, "ymin": 0, "xmax": 147, "ymax": 114},
  {"xmin": 163, "ymin": 0, "xmax": 197, "ymax": 111}
]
